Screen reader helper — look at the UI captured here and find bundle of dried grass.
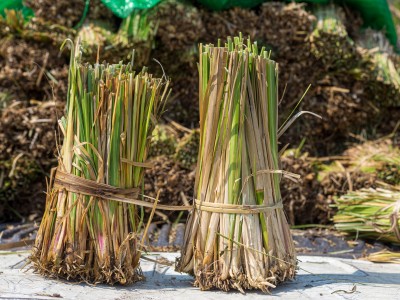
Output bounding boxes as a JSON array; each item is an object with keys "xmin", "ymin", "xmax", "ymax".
[
  {"xmin": 112, "ymin": 10, "xmax": 157, "ymax": 67},
  {"xmin": 357, "ymin": 30, "xmax": 400, "ymax": 107},
  {"xmin": 314, "ymin": 139, "xmax": 399, "ymax": 223},
  {"xmin": 310, "ymin": 5, "xmax": 359, "ymax": 72},
  {"xmin": 334, "ymin": 187, "xmax": 400, "ymax": 245},
  {"xmin": 365, "ymin": 249, "xmax": 400, "ymax": 263},
  {"xmin": 31, "ymin": 40, "xmax": 170, "ymax": 284},
  {"xmin": 77, "ymin": 21, "xmax": 115, "ymax": 62},
  {"xmin": 341, "ymin": 138, "xmax": 400, "ymax": 181},
  {"xmin": 280, "ymin": 138, "xmax": 400, "ymax": 226},
  {"xmin": 148, "ymin": 124, "xmax": 178, "ymax": 158},
  {"xmin": 174, "ymin": 129, "xmax": 199, "ymax": 170},
  {"xmin": 178, "ymin": 36, "xmax": 296, "ymax": 292}
]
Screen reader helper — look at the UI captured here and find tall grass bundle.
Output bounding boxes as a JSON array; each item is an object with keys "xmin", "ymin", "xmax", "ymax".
[
  {"xmin": 334, "ymin": 187, "xmax": 400, "ymax": 245},
  {"xmin": 31, "ymin": 40, "xmax": 170, "ymax": 284},
  {"xmin": 177, "ymin": 36, "xmax": 297, "ymax": 292}
]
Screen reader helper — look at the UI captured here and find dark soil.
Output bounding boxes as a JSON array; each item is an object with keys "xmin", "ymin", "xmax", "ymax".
[
  {"xmin": 144, "ymin": 155, "xmax": 195, "ymax": 222},
  {"xmin": 0, "ymin": 101, "xmax": 63, "ymax": 222}
]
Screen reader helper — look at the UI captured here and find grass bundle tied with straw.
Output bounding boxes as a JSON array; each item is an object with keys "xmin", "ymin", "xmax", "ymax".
[
  {"xmin": 357, "ymin": 29, "xmax": 400, "ymax": 107},
  {"xmin": 334, "ymin": 187, "xmax": 400, "ymax": 245},
  {"xmin": 310, "ymin": 5, "xmax": 357, "ymax": 71},
  {"xmin": 31, "ymin": 40, "xmax": 170, "ymax": 284},
  {"xmin": 177, "ymin": 35, "xmax": 297, "ymax": 292},
  {"xmin": 113, "ymin": 10, "xmax": 157, "ymax": 66}
]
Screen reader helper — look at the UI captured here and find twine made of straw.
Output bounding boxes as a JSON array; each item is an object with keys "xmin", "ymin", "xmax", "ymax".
[
  {"xmin": 194, "ymin": 199, "xmax": 283, "ymax": 214},
  {"xmin": 53, "ymin": 170, "xmax": 284, "ymax": 214},
  {"xmin": 53, "ymin": 170, "xmax": 191, "ymax": 211}
]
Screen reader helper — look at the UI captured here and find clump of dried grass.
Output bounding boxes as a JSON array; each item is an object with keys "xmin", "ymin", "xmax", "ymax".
[{"xmin": 334, "ymin": 187, "xmax": 400, "ymax": 245}]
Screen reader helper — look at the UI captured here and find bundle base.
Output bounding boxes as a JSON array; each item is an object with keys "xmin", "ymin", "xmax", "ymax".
[
  {"xmin": 30, "ymin": 248, "xmax": 143, "ymax": 285},
  {"xmin": 182, "ymin": 258, "xmax": 297, "ymax": 293}
]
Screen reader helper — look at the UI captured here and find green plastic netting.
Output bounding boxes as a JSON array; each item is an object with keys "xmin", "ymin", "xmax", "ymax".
[
  {"xmin": 100, "ymin": 0, "xmax": 162, "ymax": 18},
  {"xmin": 0, "ymin": 0, "xmax": 33, "ymax": 18}
]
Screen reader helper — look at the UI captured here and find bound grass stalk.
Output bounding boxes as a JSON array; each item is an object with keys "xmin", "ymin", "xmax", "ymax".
[
  {"xmin": 148, "ymin": 124, "xmax": 178, "ymax": 157},
  {"xmin": 31, "ymin": 40, "xmax": 170, "ymax": 284},
  {"xmin": 310, "ymin": 5, "xmax": 357, "ymax": 71},
  {"xmin": 78, "ymin": 22, "xmax": 115, "ymax": 62},
  {"xmin": 174, "ymin": 129, "xmax": 200, "ymax": 169},
  {"xmin": 113, "ymin": 10, "xmax": 157, "ymax": 66},
  {"xmin": 334, "ymin": 187, "xmax": 400, "ymax": 245},
  {"xmin": 177, "ymin": 36, "xmax": 296, "ymax": 292},
  {"xmin": 357, "ymin": 29, "xmax": 400, "ymax": 107}
]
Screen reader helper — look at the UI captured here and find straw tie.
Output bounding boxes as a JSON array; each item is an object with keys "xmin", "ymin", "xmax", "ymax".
[
  {"xmin": 194, "ymin": 199, "xmax": 283, "ymax": 214},
  {"xmin": 53, "ymin": 169, "xmax": 192, "ymax": 211}
]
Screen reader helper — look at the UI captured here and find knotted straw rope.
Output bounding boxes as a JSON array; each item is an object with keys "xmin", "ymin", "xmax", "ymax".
[
  {"xmin": 53, "ymin": 168, "xmax": 298, "ymax": 214},
  {"xmin": 53, "ymin": 169, "xmax": 191, "ymax": 211},
  {"xmin": 192, "ymin": 168, "xmax": 299, "ymax": 214},
  {"xmin": 194, "ymin": 199, "xmax": 283, "ymax": 214}
]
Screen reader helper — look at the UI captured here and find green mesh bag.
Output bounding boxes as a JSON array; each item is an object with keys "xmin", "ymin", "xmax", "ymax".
[
  {"xmin": 0, "ymin": 0, "xmax": 33, "ymax": 19},
  {"xmin": 101, "ymin": 0, "xmax": 162, "ymax": 18}
]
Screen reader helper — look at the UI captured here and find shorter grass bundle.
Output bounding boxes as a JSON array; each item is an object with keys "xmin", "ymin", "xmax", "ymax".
[
  {"xmin": 334, "ymin": 187, "xmax": 400, "ymax": 245},
  {"xmin": 174, "ymin": 129, "xmax": 199, "ymax": 170},
  {"xmin": 113, "ymin": 10, "xmax": 157, "ymax": 66},
  {"xmin": 357, "ymin": 30, "xmax": 400, "ymax": 107},
  {"xmin": 148, "ymin": 124, "xmax": 178, "ymax": 157},
  {"xmin": 31, "ymin": 40, "xmax": 170, "ymax": 284},
  {"xmin": 178, "ymin": 36, "xmax": 297, "ymax": 292},
  {"xmin": 328, "ymin": 138, "xmax": 400, "ymax": 186},
  {"xmin": 78, "ymin": 22, "xmax": 115, "ymax": 62}
]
